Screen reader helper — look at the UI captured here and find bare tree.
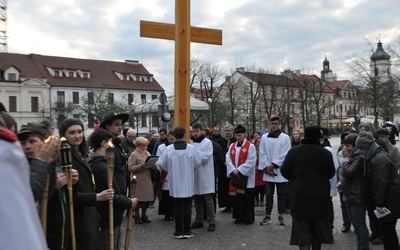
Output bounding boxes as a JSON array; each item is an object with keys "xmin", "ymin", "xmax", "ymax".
[
  {"xmin": 79, "ymin": 88, "xmax": 127, "ymax": 126},
  {"xmin": 347, "ymin": 38, "xmax": 400, "ymax": 127}
]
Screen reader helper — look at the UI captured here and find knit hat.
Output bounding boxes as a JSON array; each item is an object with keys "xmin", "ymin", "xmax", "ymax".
[
  {"xmin": 17, "ymin": 122, "xmax": 47, "ymax": 139},
  {"xmin": 304, "ymin": 126, "xmax": 323, "ymax": 140},
  {"xmin": 234, "ymin": 125, "xmax": 246, "ymax": 134},
  {"xmin": 355, "ymin": 132, "xmax": 375, "ymax": 151},
  {"xmin": 59, "ymin": 118, "xmax": 84, "ymax": 137}
]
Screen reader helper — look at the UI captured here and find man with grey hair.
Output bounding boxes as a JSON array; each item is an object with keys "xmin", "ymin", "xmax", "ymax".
[
  {"xmin": 356, "ymin": 132, "xmax": 400, "ymax": 249},
  {"xmin": 216, "ymin": 124, "xmax": 236, "ymax": 212}
]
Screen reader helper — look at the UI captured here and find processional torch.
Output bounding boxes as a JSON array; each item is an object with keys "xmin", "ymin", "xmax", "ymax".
[
  {"xmin": 106, "ymin": 141, "xmax": 115, "ymax": 250},
  {"xmin": 40, "ymin": 135, "xmax": 55, "ymax": 235},
  {"xmin": 124, "ymin": 175, "xmax": 137, "ymax": 250},
  {"xmin": 59, "ymin": 137, "xmax": 76, "ymax": 250}
]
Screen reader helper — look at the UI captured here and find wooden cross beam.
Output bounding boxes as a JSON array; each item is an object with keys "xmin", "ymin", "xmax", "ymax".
[{"xmin": 140, "ymin": 0, "xmax": 222, "ymax": 141}]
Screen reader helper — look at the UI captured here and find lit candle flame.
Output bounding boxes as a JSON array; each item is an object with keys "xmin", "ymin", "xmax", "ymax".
[
  {"xmin": 60, "ymin": 137, "xmax": 67, "ymax": 142},
  {"xmin": 132, "ymin": 175, "xmax": 136, "ymax": 181},
  {"xmin": 44, "ymin": 135, "xmax": 54, "ymax": 143},
  {"xmin": 107, "ymin": 141, "xmax": 115, "ymax": 148}
]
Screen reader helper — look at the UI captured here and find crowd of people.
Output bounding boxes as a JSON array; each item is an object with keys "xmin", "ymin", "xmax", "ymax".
[{"xmin": 1, "ymin": 103, "xmax": 400, "ymax": 249}]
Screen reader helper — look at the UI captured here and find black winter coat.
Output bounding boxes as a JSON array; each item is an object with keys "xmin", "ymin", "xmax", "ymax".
[
  {"xmin": 366, "ymin": 145, "xmax": 400, "ymax": 222},
  {"xmin": 29, "ymin": 158, "xmax": 56, "ymax": 202},
  {"xmin": 281, "ymin": 139, "xmax": 335, "ymax": 220},
  {"xmin": 87, "ymin": 152, "xmax": 132, "ymax": 228},
  {"xmin": 341, "ymin": 150, "xmax": 369, "ymax": 205},
  {"xmin": 71, "ymin": 149, "xmax": 99, "ymax": 250}
]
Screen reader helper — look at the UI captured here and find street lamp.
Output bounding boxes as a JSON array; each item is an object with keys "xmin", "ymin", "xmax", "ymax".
[
  {"xmin": 208, "ymin": 98, "xmax": 212, "ymax": 127},
  {"xmin": 148, "ymin": 100, "xmax": 154, "ymax": 132},
  {"xmin": 131, "ymin": 102, "xmax": 137, "ymax": 129},
  {"xmin": 339, "ymin": 99, "xmax": 343, "ymax": 134}
]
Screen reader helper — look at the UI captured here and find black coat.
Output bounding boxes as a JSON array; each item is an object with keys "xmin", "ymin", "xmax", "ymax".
[
  {"xmin": 281, "ymin": 139, "xmax": 335, "ymax": 220},
  {"xmin": 71, "ymin": 149, "xmax": 99, "ymax": 250},
  {"xmin": 29, "ymin": 158, "xmax": 56, "ymax": 202},
  {"xmin": 366, "ymin": 145, "xmax": 400, "ymax": 222},
  {"xmin": 87, "ymin": 152, "xmax": 132, "ymax": 228},
  {"xmin": 341, "ymin": 150, "xmax": 369, "ymax": 205},
  {"xmin": 217, "ymin": 137, "xmax": 237, "ymax": 178}
]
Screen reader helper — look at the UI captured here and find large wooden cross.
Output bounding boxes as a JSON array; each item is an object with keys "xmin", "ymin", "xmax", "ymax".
[{"xmin": 140, "ymin": 0, "xmax": 222, "ymax": 141}]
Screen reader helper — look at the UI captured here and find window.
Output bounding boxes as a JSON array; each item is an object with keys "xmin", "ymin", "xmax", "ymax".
[
  {"xmin": 128, "ymin": 94, "xmax": 134, "ymax": 105},
  {"xmin": 8, "ymin": 73, "xmax": 17, "ymax": 81},
  {"xmin": 54, "ymin": 71, "xmax": 60, "ymax": 77},
  {"xmin": 152, "ymin": 116, "xmax": 159, "ymax": 128},
  {"xmin": 31, "ymin": 97, "xmax": 39, "ymax": 112},
  {"xmin": 108, "ymin": 93, "xmax": 114, "ymax": 104},
  {"xmin": 69, "ymin": 71, "xmax": 74, "ymax": 77},
  {"xmin": 57, "ymin": 91, "xmax": 65, "ymax": 108},
  {"xmin": 141, "ymin": 94, "xmax": 146, "ymax": 104},
  {"xmin": 82, "ymin": 72, "xmax": 89, "ymax": 78},
  {"xmin": 151, "ymin": 95, "xmax": 157, "ymax": 100},
  {"xmin": 88, "ymin": 114, "xmax": 95, "ymax": 128},
  {"xmin": 73, "ymin": 92, "xmax": 79, "ymax": 104},
  {"xmin": 9, "ymin": 96, "xmax": 16, "ymax": 112},
  {"xmin": 122, "ymin": 75, "xmax": 128, "ymax": 81},
  {"xmin": 141, "ymin": 114, "xmax": 147, "ymax": 127},
  {"xmin": 57, "ymin": 114, "xmax": 66, "ymax": 127},
  {"xmin": 88, "ymin": 92, "xmax": 94, "ymax": 104}
]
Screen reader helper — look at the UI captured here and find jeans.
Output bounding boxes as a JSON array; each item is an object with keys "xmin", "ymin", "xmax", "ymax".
[
  {"xmin": 339, "ymin": 192, "xmax": 351, "ymax": 228},
  {"xmin": 346, "ymin": 203, "xmax": 369, "ymax": 250},
  {"xmin": 265, "ymin": 182, "xmax": 286, "ymax": 215},
  {"xmin": 194, "ymin": 194, "xmax": 216, "ymax": 224},
  {"xmin": 173, "ymin": 197, "xmax": 193, "ymax": 234}
]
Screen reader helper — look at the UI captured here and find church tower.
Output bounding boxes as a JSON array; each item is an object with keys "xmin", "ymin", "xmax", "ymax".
[
  {"xmin": 320, "ymin": 55, "xmax": 337, "ymax": 82},
  {"xmin": 370, "ymin": 40, "xmax": 391, "ymax": 83}
]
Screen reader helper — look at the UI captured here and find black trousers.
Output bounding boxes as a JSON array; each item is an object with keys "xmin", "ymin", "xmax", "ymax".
[{"xmin": 173, "ymin": 197, "xmax": 192, "ymax": 235}]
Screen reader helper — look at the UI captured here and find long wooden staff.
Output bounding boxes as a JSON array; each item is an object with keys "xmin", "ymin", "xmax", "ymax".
[
  {"xmin": 40, "ymin": 136, "xmax": 54, "ymax": 235},
  {"xmin": 40, "ymin": 174, "xmax": 50, "ymax": 235},
  {"xmin": 60, "ymin": 138, "xmax": 76, "ymax": 250},
  {"xmin": 124, "ymin": 175, "xmax": 136, "ymax": 250},
  {"xmin": 106, "ymin": 143, "xmax": 115, "ymax": 250}
]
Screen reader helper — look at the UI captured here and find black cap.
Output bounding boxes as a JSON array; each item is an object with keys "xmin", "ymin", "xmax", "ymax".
[
  {"xmin": 17, "ymin": 122, "xmax": 47, "ymax": 139},
  {"xmin": 100, "ymin": 113, "xmax": 129, "ymax": 129}
]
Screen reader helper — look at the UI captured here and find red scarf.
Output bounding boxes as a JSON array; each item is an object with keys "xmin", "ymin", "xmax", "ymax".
[{"xmin": 228, "ymin": 140, "xmax": 250, "ymax": 196}]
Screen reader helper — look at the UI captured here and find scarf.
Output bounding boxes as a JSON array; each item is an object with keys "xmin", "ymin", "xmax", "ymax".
[{"xmin": 228, "ymin": 140, "xmax": 250, "ymax": 196}]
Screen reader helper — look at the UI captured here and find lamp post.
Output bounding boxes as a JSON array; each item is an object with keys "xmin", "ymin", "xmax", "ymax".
[
  {"xmin": 208, "ymin": 98, "xmax": 212, "ymax": 128},
  {"xmin": 131, "ymin": 102, "xmax": 137, "ymax": 129},
  {"xmin": 339, "ymin": 99, "xmax": 343, "ymax": 134},
  {"xmin": 148, "ymin": 100, "xmax": 153, "ymax": 132}
]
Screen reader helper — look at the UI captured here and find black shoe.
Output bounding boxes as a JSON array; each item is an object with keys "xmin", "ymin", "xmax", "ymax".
[
  {"xmin": 370, "ymin": 237, "xmax": 383, "ymax": 245},
  {"xmin": 234, "ymin": 219, "xmax": 243, "ymax": 224},
  {"xmin": 190, "ymin": 222, "xmax": 204, "ymax": 229},
  {"xmin": 243, "ymin": 219, "xmax": 254, "ymax": 225},
  {"xmin": 172, "ymin": 232, "xmax": 185, "ymax": 239},
  {"xmin": 208, "ymin": 224, "xmax": 215, "ymax": 232},
  {"xmin": 222, "ymin": 207, "xmax": 232, "ymax": 213},
  {"xmin": 141, "ymin": 216, "xmax": 151, "ymax": 223},
  {"xmin": 164, "ymin": 216, "xmax": 173, "ymax": 221},
  {"xmin": 341, "ymin": 226, "xmax": 350, "ymax": 233}
]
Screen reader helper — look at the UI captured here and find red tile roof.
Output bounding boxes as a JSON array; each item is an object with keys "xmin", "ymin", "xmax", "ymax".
[{"xmin": 0, "ymin": 53, "xmax": 164, "ymax": 91}]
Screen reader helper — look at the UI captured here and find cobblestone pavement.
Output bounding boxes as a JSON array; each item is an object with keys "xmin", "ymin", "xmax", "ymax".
[{"xmin": 120, "ymin": 137, "xmax": 400, "ymax": 250}]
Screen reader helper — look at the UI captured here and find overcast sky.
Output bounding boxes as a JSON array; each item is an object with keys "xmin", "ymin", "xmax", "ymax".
[{"xmin": 7, "ymin": 0, "xmax": 400, "ymax": 94}]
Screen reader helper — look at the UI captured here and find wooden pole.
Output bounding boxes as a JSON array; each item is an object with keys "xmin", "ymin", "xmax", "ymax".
[
  {"xmin": 40, "ymin": 174, "xmax": 50, "ymax": 235},
  {"xmin": 106, "ymin": 146, "xmax": 115, "ymax": 250},
  {"xmin": 124, "ymin": 175, "xmax": 137, "ymax": 250},
  {"xmin": 175, "ymin": 0, "xmax": 191, "ymax": 141}
]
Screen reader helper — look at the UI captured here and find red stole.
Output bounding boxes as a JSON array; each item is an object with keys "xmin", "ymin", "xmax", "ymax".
[{"xmin": 228, "ymin": 140, "xmax": 250, "ymax": 196}]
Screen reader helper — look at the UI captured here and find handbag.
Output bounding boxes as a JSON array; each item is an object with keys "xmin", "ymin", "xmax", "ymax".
[{"xmin": 231, "ymin": 173, "xmax": 248, "ymax": 189}]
